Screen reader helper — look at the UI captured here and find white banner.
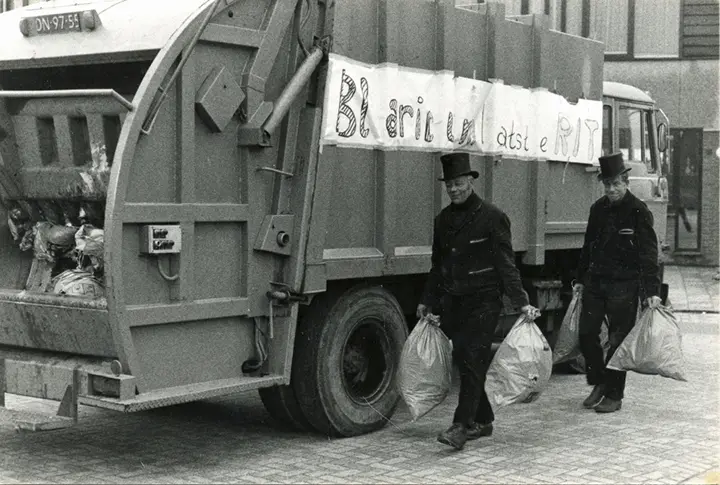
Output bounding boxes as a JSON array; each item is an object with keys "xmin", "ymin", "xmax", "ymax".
[{"xmin": 321, "ymin": 54, "xmax": 602, "ymax": 164}]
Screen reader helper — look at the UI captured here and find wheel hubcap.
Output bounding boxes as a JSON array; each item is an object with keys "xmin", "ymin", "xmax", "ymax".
[{"xmin": 342, "ymin": 318, "xmax": 392, "ymax": 404}]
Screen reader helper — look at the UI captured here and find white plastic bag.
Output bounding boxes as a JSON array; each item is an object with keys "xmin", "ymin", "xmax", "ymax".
[
  {"xmin": 553, "ymin": 291, "xmax": 582, "ymax": 364},
  {"xmin": 607, "ymin": 306, "xmax": 687, "ymax": 381},
  {"xmin": 398, "ymin": 315, "xmax": 453, "ymax": 421},
  {"xmin": 486, "ymin": 315, "xmax": 553, "ymax": 409},
  {"xmin": 50, "ymin": 269, "xmax": 105, "ymax": 298},
  {"xmin": 73, "ymin": 224, "xmax": 105, "ymax": 274}
]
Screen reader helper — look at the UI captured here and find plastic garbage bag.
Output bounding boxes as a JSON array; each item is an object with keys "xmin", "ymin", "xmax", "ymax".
[
  {"xmin": 32, "ymin": 222, "xmax": 77, "ymax": 264},
  {"xmin": 50, "ymin": 269, "xmax": 105, "ymax": 298},
  {"xmin": 73, "ymin": 224, "xmax": 105, "ymax": 274},
  {"xmin": 7, "ymin": 205, "xmax": 32, "ymax": 243},
  {"xmin": 398, "ymin": 314, "xmax": 453, "ymax": 421},
  {"xmin": 553, "ymin": 291, "xmax": 582, "ymax": 364},
  {"xmin": 486, "ymin": 315, "xmax": 553, "ymax": 409},
  {"xmin": 607, "ymin": 306, "xmax": 687, "ymax": 381},
  {"xmin": 19, "ymin": 223, "xmax": 36, "ymax": 252}
]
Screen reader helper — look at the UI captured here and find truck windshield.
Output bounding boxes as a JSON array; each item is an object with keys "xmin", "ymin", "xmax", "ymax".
[{"xmin": 618, "ymin": 105, "xmax": 656, "ymax": 173}]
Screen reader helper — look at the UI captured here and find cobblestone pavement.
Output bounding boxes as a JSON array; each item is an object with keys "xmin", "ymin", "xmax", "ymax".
[
  {"xmin": 665, "ymin": 265, "xmax": 719, "ymax": 313},
  {"xmin": 0, "ymin": 312, "xmax": 717, "ymax": 484}
]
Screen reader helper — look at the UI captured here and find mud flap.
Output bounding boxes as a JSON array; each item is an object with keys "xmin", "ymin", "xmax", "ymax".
[{"xmin": 0, "ymin": 359, "xmax": 77, "ymax": 431}]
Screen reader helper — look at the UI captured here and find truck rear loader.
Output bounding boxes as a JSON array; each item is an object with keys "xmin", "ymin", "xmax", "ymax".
[{"xmin": 0, "ymin": 0, "xmax": 669, "ymax": 435}]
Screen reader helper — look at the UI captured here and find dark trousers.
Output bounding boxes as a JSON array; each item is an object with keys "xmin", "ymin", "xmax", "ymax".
[
  {"xmin": 579, "ymin": 277, "xmax": 639, "ymax": 401},
  {"xmin": 441, "ymin": 291, "xmax": 502, "ymax": 426}
]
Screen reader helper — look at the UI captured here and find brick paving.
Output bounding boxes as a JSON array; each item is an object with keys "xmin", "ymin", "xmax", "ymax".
[
  {"xmin": 0, "ymin": 310, "xmax": 717, "ymax": 484},
  {"xmin": 665, "ymin": 265, "xmax": 720, "ymax": 313}
]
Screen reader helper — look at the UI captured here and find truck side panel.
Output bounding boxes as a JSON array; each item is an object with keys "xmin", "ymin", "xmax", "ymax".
[{"xmin": 308, "ymin": 1, "xmax": 606, "ymax": 288}]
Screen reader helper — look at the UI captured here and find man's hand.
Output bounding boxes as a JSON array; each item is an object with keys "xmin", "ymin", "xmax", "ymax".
[
  {"xmin": 573, "ymin": 283, "xmax": 584, "ymax": 294},
  {"xmin": 521, "ymin": 304, "xmax": 541, "ymax": 321},
  {"xmin": 416, "ymin": 303, "xmax": 431, "ymax": 320},
  {"xmin": 646, "ymin": 295, "xmax": 662, "ymax": 309}
]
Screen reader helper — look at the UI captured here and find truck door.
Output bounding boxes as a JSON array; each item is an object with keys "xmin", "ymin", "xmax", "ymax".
[{"xmin": 616, "ymin": 103, "xmax": 669, "ymax": 249}]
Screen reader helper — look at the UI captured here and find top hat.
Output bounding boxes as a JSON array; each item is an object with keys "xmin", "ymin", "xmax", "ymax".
[
  {"xmin": 439, "ymin": 153, "xmax": 479, "ymax": 181},
  {"xmin": 598, "ymin": 152, "xmax": 631, "ymax": 180}
]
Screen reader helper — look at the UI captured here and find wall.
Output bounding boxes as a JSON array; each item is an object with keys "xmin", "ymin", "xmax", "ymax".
[
  {"xmin": 604, "ymin": 60, "xmax": 719, "ymax": 130},
  {"xmin": 702, "ymin": 131, "xmax": 720, "ymax": 265}
]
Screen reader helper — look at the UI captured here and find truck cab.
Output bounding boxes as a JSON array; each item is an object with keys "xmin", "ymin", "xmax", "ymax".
[{"xmin": 602, "ymin": 81, "xmax": 670, "ymax": 253}]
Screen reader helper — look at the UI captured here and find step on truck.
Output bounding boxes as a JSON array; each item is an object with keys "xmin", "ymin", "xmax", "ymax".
[{"xmin": 0, "ymin": 0, "xmax": 669, "ymax": 435}]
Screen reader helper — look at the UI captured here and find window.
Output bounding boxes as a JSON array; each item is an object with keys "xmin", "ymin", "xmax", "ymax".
[
  {"xmin": 619, "ymin": 106, "xmax": 656, "ymax": 172},
  {"xmin": 602, "ymin": 105, "xmax": 613, "ymax": 155},
  {"xmin": 643, "ymin": 110, "xmax": 658, "ymax": 172},
  {"xmin": 635, "ymin": 0, "xmax": 680, "ymax": 57},
  {"xmin": 589, "ymin": 0, "xmax": 630, "ymax": 54},
  {"xmin": 618, "ymin": 107, "xmax": 643, "ymax": 163}
]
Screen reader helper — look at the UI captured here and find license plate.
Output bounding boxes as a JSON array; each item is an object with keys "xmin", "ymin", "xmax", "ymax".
[{"xmin": 30, "ymin": 11, "xmax": 82, "ymax": 35}]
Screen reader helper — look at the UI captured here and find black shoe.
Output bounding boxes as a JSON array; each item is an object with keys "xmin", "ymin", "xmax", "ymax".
[
  {"xmin": 582, "ymin": 384, "xmax": 606, "ymax": 409},
  {"xmin": 595, "ymin": 397, "xmax": 622, "ymax": 413},
  {"xmin": 466, "ymin": 422, "xmax": 493, "ymax": 441},
  {"xmin": 437, "ymin": 423, "xmax": 467, "ymax": 450}
]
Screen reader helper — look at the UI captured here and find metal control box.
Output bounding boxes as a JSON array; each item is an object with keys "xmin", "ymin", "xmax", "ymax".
[{"xmin": 139, "ymin": 225, "xmax": 182, "ymax": 254}]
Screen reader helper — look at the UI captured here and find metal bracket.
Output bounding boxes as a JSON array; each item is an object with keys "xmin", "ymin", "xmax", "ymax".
[
  {"xmin": 257, "ymin": 166, "xmax": 294, "ymax": 177},
  {"xmin": 56, "ymin": 366, "xmax": 81, "ymax": 422},
  {"xmin": 238, "ymin": 101, "xmax": 274, "ymax": 146},
  {"xmin": 313, "ymin": 35, "xmax": 333, "ymax": 56},
  {"xmin": 267, "ymin": 281, "xmax": 306, "ymax": 304},
  {"xmin": 253, "ymin": 214, "xmax": 295, "ymax": 256}
]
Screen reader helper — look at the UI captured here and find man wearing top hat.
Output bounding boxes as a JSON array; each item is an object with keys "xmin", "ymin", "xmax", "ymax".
[
  {"xmin": 417, "ymin": 152, "xmax": 540, "ymax": 450},
  {"xmin": 574, "ymin": 152, "xmax": 662, "ymax": 413}
]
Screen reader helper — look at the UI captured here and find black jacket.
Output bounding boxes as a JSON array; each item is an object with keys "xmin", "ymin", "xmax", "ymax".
[
  {"xmin": 421, "ymin": 192, "xmax": 529, "ymax": 310},
  {"xmin": 577, "ymin": 190, "xmax": 660, "ymax": 301}
]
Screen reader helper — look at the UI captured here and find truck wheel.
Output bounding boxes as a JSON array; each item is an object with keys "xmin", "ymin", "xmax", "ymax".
[
  {"xmin": 292, "ymin": 286, "xmax": 408, "ymax": 437},
  {"xmin": 258, "ymin": 385, "xmax": 312, "ymax": 431}
]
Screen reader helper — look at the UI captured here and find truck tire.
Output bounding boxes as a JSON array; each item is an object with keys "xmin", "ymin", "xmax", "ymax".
[
  {"xmin": 292, "ymin": 286, "xmax": 408, "ymax": 437},
  {"xmin": 258, "ymin": 385, "xmax": 312, "ymax": 431}
]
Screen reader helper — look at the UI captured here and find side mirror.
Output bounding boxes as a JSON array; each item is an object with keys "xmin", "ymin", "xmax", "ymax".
[{"xmin": 658, "ymin": 123, "xmax": 668, "ymax": 152}]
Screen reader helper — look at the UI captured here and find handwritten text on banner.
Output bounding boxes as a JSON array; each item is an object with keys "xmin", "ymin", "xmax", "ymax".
[{"xmin": 320, "ymin": 54, "xmax": 602, "ymax": 165}]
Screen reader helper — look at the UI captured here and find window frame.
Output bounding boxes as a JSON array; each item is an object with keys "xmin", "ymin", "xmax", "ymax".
[
  {"xmin": 617, "ymin": 105, "xmax": 646, "ymax": 164},
  {"xmin": 616, "ymin": 102, "xmax": 659, "ymax": 173},
  {"xmin": 602, "ymin": 104, "xmax": 614, "ymax": 155}
]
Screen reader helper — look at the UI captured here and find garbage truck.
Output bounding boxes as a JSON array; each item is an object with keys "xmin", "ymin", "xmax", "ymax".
[{"xmin": 0, "ymin": 0, "xmax": 669, "ymax": 435}]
